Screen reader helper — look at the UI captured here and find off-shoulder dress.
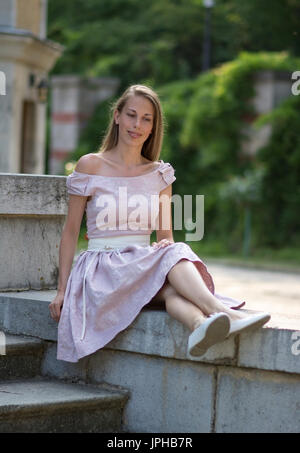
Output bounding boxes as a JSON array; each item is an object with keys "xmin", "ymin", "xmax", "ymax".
[{"xmin": 57, "ymin": 159, "xmax": 245, "ymax": 362}]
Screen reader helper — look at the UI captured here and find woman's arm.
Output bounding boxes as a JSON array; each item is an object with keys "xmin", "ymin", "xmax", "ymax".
[
  {"xmin": 155, "ymin": 183, "xmax": 175, "ymax": 244},
  {"xmin": 49, "ymin": 156, "xmax": 93, "ymax": 322},
  {"xmin": 49, "ymin": 194, "xmax": 87, "ymax": 322},
  {"xmin": 57, "ymin": 195, "xmax": 87, "ymax": 294}
]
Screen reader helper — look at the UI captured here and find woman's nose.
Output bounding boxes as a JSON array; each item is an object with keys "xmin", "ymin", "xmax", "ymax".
[{"xmin": 134, "ymin": 117, "xmax": 142, "ymax": 128}]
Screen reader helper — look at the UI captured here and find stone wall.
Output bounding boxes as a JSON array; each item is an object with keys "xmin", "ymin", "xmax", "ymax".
[{"xmin": 0, "ymin": 173, "xmax": 67, "ymax": 290}]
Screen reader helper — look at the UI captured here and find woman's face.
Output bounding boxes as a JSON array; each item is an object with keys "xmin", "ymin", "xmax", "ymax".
[{"xmin": 114, "ymin": 95, "xmax": 154, "ymax": 146}]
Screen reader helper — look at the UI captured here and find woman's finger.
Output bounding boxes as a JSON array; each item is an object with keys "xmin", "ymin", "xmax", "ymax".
[
  {"xmin": 152, "ymin": 240, "xmax": 172, "ymax": 249},
  {"xmin": 49, "ymin": 303, "xmax": 61, "ymax": 322}
]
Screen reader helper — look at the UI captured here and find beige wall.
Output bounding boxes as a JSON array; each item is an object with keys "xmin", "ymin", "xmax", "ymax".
[{"xmin": 16, "ymin": 0, "xmax": 41, "ymax": 36}]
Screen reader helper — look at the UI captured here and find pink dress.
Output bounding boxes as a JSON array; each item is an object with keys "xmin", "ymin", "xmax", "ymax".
[{"xmin": 57, "ymin": 160, "xmax": 245, "ymax": 362}]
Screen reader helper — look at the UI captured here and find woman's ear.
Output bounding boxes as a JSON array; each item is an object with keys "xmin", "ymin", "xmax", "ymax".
[{"xmin": 114, "ymin": 110, "xmax": 119, "ymax": 125}]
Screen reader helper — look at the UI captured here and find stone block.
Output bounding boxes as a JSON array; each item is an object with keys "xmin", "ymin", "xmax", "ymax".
[
  {"xmin": 215, "ymin": 366, "xmax": 300, "ymax": 433},
  {"xmin": 89, "ymin": 349, "xmax": 215, "ymax": 433},
  {"xmin": 108, "ymin": 310, "xmax": 236, "ymax": 365},
  {"xmin": 0, "ymin": 173, "xmax": 67, "ymax": 290},
  {"xmin": 238, "ymin": 327, "xmax": 300, "ymax": 375},
  {"xmin": 0, "ymin": 290, "xmax": 58, "ymax": 340}
]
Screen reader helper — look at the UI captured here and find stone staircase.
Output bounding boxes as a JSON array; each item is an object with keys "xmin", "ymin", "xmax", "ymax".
[{"xmin": 0, "ymin": 333, "xmax": 129, "ymax": 433}]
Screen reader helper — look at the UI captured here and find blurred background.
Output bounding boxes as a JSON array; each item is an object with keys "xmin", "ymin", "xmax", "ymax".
[{"xmin": 1, "ymin": 0, "xmax": 300, "ymax": 270}]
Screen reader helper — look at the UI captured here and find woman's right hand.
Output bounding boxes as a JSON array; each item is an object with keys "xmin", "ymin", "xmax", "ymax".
[{"xmin": 49, "ymin": 293, "xmax": 64, "ymax": 323}]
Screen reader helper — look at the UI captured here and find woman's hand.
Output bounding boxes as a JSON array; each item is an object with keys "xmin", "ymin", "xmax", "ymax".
[
  {"xmin": 152, "ymin": 239, "xmax": 174, "ymax": 249},
  {"xmin": 49, "ymin": 293, "xmax": 64, "ymax": 323}
]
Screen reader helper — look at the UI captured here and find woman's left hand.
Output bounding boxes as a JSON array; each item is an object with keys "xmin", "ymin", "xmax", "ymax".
[{"xmin": 152, "ymin": 239, "xmax": 174, "ymax": 249}]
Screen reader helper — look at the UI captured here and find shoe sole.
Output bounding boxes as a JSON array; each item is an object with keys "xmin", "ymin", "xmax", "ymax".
[
  {"xmin": 227, "ymin": 313, "xmax": 271, "ymax": 339},
  {"xmin": 188, "ymin": 314, "xmax": 230, "ymax": 357}
]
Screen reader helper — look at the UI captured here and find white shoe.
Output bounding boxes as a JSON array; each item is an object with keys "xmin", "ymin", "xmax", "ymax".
[
  {"xmin": 187, "ymin": 312, "xmax": 231, "ymax": 357},
  {"xmin": 227, "ymin": 312, "xmax": 271, "ymax": 339}
]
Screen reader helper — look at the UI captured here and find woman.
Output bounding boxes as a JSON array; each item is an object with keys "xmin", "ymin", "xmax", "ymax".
[{"xmin": 49, "ymin": 84, "xmax": 270, "ymax": 363}]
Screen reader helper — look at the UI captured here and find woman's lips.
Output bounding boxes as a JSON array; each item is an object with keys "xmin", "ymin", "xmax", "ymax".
[{"xmin": 128, "ymin": 131, "xmax": 142, "ymax": 139}]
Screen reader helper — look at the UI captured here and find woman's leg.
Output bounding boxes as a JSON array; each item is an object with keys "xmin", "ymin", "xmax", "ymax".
[
  {"xmin": 167, "ymin": 259, "xmax": 247, "ymax": 321},
  {"xmin": 157, "ymin": 283, "xmax": 207, "ymax": 332}
]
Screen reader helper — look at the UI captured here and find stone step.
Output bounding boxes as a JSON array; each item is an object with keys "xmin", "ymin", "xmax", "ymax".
[
  {"xmin": 0, "ymin": 334, "xmax": 45, "ymax": 380},
  {"xmin": 0, "ymin": 290, "xmax": 58, "ymax": 340},
  {"xmin": 0, "ymin": 377, "xmax": 129, "ymax": 433}
]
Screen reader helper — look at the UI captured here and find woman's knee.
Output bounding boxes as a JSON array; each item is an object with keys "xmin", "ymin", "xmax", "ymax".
[
  {"xmin": 160, "ymin": 283, "xmax": 178, "ymax": 301},
  {"xmin": 151, "ymin": 281, "xmax": 176, "ymax": 303}
]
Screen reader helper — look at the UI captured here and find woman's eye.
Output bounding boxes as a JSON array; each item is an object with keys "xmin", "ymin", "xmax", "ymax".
[{"xmin": 127, "ymin": 113, "xmax": 151, "ymax": 122}]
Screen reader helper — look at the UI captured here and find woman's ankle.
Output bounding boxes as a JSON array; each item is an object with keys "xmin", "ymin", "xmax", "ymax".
[
  {"xmin": 226, "ymin": 309, "xmax": 248, "ymax": 321},
  {"xmin": 202, "ymin": 299, "xmax": 247, "ymax": 321},
  {"xmin": 191, "ymin": 316, "xmax": 206, "ymax": 332}
]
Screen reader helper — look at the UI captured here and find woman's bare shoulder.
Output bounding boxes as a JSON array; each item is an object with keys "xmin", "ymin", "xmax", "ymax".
[
  {"xmin": 142, "ymin": 156, "xmax": 161, "ymax": 169},
  {"xmin": 75, "ymin": 153, "xmax": 102, "ymax": 174}
]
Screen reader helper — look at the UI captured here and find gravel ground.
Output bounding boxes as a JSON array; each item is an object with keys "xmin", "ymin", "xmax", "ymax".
[{"xmin": 205, "ymin": 261, "xmax": 300, "ymax": 330}]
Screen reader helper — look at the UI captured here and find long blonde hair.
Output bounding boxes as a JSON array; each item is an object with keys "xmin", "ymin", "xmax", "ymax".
[{"xmin": 97, "ymin": 85, "xmax": 165, "ymax": 162}]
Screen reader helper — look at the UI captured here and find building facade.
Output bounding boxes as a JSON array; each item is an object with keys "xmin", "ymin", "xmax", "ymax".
[{"xmin": 0, "ymin": 0, "xmax": 63, "ymax": 174}]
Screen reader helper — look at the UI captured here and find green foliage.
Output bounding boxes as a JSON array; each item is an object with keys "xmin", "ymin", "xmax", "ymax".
[
  {"xmin": 219, "ymin": 167, "xmax": 265, "ymax": 206},
  {"xmin": 254, "ymin": 94, "xmax": 300, "ymax": 247},
  {"xmin": 48, "ymin": 0, "xmax": 300, "ymax": 91},
  {"xmin": 158, "ymin": 52, "xmax": 300, "ymax": 251}
]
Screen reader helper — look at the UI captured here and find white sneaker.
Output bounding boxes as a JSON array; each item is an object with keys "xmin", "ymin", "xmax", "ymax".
[
  {"xmin": 187, "ymin": 312, "xmax": 231, "ymax": 357},
  {"xmin": 227, "ymin": 312, "xmax": 271, "ymax": 339}
]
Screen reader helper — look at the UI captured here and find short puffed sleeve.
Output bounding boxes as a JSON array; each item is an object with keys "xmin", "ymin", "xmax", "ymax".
[
  {"xmin": 158, "ymin": 161, "xmax": 176, "ymax": 191},
  {"xmin": 66, "ymin": 171, "xmax": 93, "ymax": 196}
]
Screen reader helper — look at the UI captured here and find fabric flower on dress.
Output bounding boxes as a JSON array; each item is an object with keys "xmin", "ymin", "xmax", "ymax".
[{"xmin": 158, "ymin": 162, "xmax": 176, "ymax": 187}]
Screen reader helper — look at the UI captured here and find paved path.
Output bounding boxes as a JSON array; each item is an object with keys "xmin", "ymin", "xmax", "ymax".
[{"xmin": 205, "ymin": 261, "xmax": 300, "ymax": 330}]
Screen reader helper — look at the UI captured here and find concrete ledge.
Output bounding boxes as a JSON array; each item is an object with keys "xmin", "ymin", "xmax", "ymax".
[
  {"xmin": 110, "ymin": 309, "xmax": 237, "ymax": 365},
  {"xmin": 238, "ymin": 328, "xmax": 300, "ymax": 375},
  {"xmin": 0, "ymin": 290, "xmax": 58, "ymax": 340},
  {"xmin": 1, "ymin": 290, "xmax": 299, "ymax": 432},
  {"xmin": 0, "ymin": 173, "xmax": 67, "ymax": 215},
  {"xmin": 0, "ymin": 290, "xmax": 299, "ymax": 375},
  {"xmin": 0, "ymin": 173, "xmax": 67, "ymax": 290}
]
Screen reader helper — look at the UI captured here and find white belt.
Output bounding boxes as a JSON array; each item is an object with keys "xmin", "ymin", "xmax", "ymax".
[
  {"xmin": 87, "ymin": 234, "xmax": 150, "ymax": 251},
  {"xmin": 81, "ymin": 234, "xmax": 151, "ymax": 341}
]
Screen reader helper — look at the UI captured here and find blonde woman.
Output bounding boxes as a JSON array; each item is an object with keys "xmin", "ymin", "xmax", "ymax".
[{"xmin": 49, "ymin": 84, "xmax": 270, "ymax": 363}]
